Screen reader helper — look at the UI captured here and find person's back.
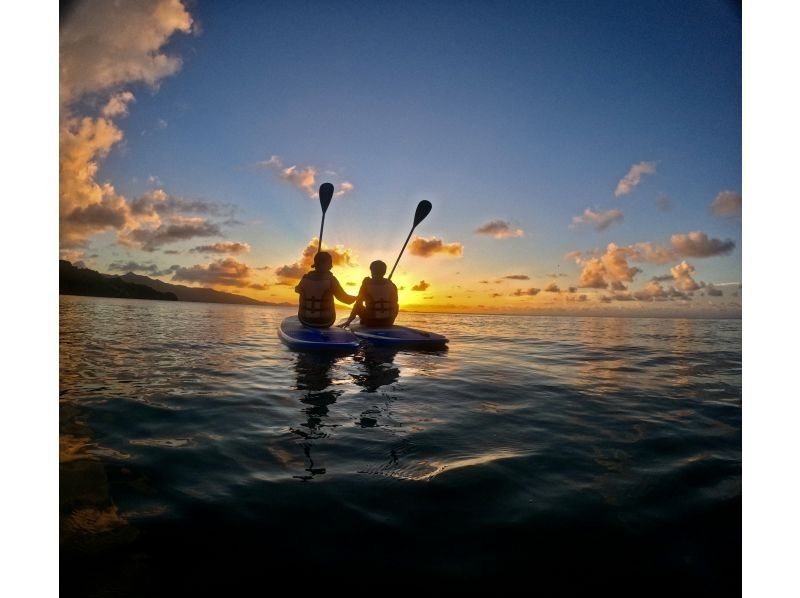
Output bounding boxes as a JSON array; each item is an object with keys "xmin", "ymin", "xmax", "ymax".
[
  {"xmin": 360, "ymin": 276, "xmax": 398, "ymax": 326},
  {"xmin": 341, "ymin": 260, "xmax": 399, "ymax": 328},
  {"xmin": 295, "ymin": 252, "xmax": 356, "ymax": 328}
]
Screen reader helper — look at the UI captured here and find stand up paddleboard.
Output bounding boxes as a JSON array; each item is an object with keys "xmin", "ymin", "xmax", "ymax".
[
  {"xmin": 349, "ymin": 321, "xmax": 448, "ymax": 348},
  {"xmin": 278, "ymin": 316, "xmax": 359, "ymax": 351}
]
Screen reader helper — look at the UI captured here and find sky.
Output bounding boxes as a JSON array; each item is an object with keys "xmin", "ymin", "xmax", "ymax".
[{"xmin": 59, "ymin": 0, "xmax": 742, "ymax": 316}]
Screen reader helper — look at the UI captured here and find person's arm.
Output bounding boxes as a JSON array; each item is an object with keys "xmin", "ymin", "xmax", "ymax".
[
  {"xmin": 331, "ymin": 277, "xmax": 357, "ymax": 305},
  {"xmin": 338, "ymin": 281, "xmax": 366, "ymax": 327},
  {"xmin": 391, "ymin": 283, "xmax": 399, "ymax": 320}
]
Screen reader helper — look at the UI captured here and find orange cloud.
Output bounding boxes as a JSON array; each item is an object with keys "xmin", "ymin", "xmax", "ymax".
[
  {"xmin": 630, "ymin": 242, "xmax": 674, "ymax": 264},
  {"xmin": 633, "ymin": 280, "xmax": 690, "ymax": 302},
  {"xmin": 59, "ymin": 0, "xmax": 197, "ymax": 252},
  {"xmin": 408, "ymin": 236, "xmax": 464, "ymax": 257},
  {"xmin": 577, "ymin": 243, "xmax": 642, "ymax": 288},
  {"xmin": 275, "ymin": 237, "xmax": 357, "ymax": 281},
  {"xmin": 569, "ymin": 234, "xmax": 716, "ymax": 276},
  {"xmin": 60, "ymin": 0, "xmax": 193, "ymax": 104},
  {"xmin": 59, "ymin": 116, "xmax": 129, "ymax": 249},
  {"xmin": 670, "ymin": 261, "xmax": 701, "ymax": 291}
]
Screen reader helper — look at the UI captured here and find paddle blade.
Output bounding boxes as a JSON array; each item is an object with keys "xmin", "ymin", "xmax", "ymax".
[
  {"xmin": 413, "ymin": 200, "xmax": 432, "ymax": 227},
  {"xmin": 319, "ymin": 183, "xmax": 334, "ymax": 212}
]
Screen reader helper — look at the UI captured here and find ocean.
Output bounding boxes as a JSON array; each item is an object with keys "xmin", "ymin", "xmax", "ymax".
[{"xmin": 60, "ymin": 295, "xmax": 741, "ymax": 594}]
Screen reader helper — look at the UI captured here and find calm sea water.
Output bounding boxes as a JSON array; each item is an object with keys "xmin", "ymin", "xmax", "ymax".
[{"xmin": 60, "ymin": 295, "xmax": 741, "ymax": 595}]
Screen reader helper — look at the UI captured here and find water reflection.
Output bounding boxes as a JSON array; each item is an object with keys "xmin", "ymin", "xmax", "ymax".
[
  {"xmin": 351, "ymin": 345, "xmax": 401, "ymax": 393},
  {"xmin": 60, "ymin": 403, "xmax": 137, "ymax": 552},
  {"xmin": 290, "ymin": 353, "xmax": 343, "ymax": 481}
]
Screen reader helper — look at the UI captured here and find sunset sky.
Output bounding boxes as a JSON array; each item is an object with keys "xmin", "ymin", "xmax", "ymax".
[{"xmin": 59, "ymin": 0, "xmax": 742, "ymax": 316}]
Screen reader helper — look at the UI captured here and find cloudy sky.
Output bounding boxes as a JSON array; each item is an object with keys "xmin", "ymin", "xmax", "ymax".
[{"xmin": 59, "ymin": 0, "xmax": 741, "ymax": 316}]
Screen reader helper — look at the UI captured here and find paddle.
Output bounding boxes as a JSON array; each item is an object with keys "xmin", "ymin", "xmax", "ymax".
[
  {"xmin": 388, "ymin": 200, "xmax": 433, "ymax": 280},
  {"xmin": 317, "ymin": 183, "xmax": 334, "ymax": 253}
]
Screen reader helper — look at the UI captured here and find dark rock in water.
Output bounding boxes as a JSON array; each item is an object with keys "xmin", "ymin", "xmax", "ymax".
[{"xmin": 59, "ymin": 260, "xmax": 178, "ymax": 301}]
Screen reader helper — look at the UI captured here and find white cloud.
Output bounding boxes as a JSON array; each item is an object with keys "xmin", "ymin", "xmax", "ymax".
[
  {"xmin": 710, "ymin": 191, "xmax": 742, "ymax": 218},
  {"xmin": 474, "ymin": 220, "xmax": 524, "ymax": 239},
  {"xmin": 615, "ymin": 161, "xmax": 656, "ymax": 197},
  {"xmin": 260, "ymin": 155, "xmax": 354, "ymax": 198},
  {"xmin": 570, "ymin": 208, "xmax": 624, "ymax": 231}
]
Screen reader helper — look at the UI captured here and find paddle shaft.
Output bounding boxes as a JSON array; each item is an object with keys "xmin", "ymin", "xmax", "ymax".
[
  {"xmin": 388, "ymin": 226, "xmax": 416, "ymax": 280},
  {"xmin": 318, "ymin": 212, "xmax": 326, "ymax": 253}
]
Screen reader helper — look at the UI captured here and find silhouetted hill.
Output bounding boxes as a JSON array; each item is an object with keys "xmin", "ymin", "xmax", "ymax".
[
  {"xmin": 60, "ymin": 260, "xmax": 178, "ymax": 301},
  {"xmin": 119, "ymin": 272, "xmax": 285, "ymax": 306}
]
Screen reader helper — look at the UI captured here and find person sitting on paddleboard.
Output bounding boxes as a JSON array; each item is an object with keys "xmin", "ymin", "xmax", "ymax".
[
  {"xmin": 295, "ymin": 251, "xmax": 357, "ymax": 328},
  {"xmin": 339, "ymin": 260, "xmax": 399, "ymax": 328}
]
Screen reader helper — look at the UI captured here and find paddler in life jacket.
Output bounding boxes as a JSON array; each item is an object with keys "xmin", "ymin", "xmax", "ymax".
[
  {"xmin": 295, "ymin": 251, "xmax": 357, "ymax": 328},
  {"xmin": 339, "ymin": 260, "xmax": 399, "ymax": 328}
]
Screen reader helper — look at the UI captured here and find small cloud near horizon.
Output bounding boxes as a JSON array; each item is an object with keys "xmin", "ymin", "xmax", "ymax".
[
  {"xmin": 513, "ymin": 288, "xmax": 541, "ymax": 296},
  {"xmin": 411, "ymin": 280, "xmax": 430, "ymax": 291}
]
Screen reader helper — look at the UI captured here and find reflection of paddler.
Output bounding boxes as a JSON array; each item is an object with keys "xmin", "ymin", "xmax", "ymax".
[
  {"xmin": 292, "ymin": 353, "xmax": 341, "ymax": 436},
  {"xmin": 352, "ymin": 345, "xmax": 401, "ymax": 393},
  {"xmin": 290, "ymin": 353, "xmax": 342, "ymax": 480},
  {"xmin": 295, "ymin": 252, "xmax": 356, "ymax": 328}
]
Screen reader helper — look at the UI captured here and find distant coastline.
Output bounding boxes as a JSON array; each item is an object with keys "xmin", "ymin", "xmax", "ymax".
[{"xmin": 59, "ymin": 261, "xmax": 291, "ymax": 307}]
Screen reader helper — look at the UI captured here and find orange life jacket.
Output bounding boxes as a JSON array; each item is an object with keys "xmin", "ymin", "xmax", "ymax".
[
  {"xmin": 362, "ymin": 278, "xmax": 397, "ymax": 324},
  {"xmin": 297, "ymin": 273, "xmax": 335, "ymax": 327}
]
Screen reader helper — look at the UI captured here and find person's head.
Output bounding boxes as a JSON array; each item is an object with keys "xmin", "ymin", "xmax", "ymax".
[
  {"xmin": 369, "ymin": 260, "xmax": 387, "ymax": 279},
  {"xmin": 313, "ymin": 251, "xmax": 333, "ymax": 273}
]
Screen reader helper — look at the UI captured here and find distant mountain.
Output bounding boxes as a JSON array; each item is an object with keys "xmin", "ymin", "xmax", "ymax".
[
  {"xmin": 60, "ymin": 260, "xmax": 178, "ymax": 301},
  {"xmin": 119, "ymin": 272, "xmax": 287, "ymax": 306}
]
